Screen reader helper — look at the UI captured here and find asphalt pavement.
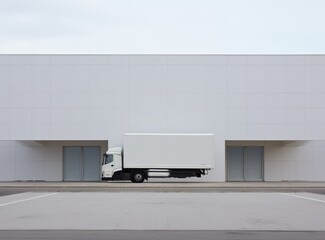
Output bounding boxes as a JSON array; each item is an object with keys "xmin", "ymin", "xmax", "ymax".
[
  {"xmin": 1, "ymin": 182, "xmax": 325, "ymax": 240},
  {"xmin": 1, "ymin": 230, "xmax": 325, "ymax": 240}
]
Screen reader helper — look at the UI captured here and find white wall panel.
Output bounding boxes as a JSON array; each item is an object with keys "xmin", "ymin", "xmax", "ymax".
[
  {"xmin": 108, "ymin": 65, "xmax": 130, "ymax": 92},
  {"xmin": 70, "ymin": 93, "xmax": 90, "ymax": 108},
  {"xmin": 266, "ymin": 108, "xmax": 286, "ymax": 123},
  {"xmin": 305, "ymin": 109, "xmax": 325, "ymax": 123},
  {"xmin": 90, "ymin": 93, "xmax": 109, "ymax": 108},
  {"xmin": 305, "ymin": 124, "xmax": 325, "ymax": 139},
  {"xmin": 10, "ymin": 93, "xmax": 32, "ymax": 108},
  {"xmin": 69, "ymin": 108, "xmax": 90, "ymax": 123},
  {"xmin": 286, "ymin": 124, "xmax": 305, "ymax": 140},
  {"xmin": 305, "ymin": 55, "xmax": 325, "ymax": 64},
  {"xmin": 228, "ymin": 108, "xmax": 246, "ymax": 123},
  {"xmin": 286, "ymin": 56, "xmax": 304, "ymax": 64},
  {"xmin": 31, "ymin": 65, "xmax": 51, "ymax": 92},
  {"xmin": 108, "ymin": 55, "xmax": 129, "ymax": 64},
  {"xmin": 228, "ymin": 65, "xmax": 246, "ymax": 92},
  {"xmin": 287, "ymin": 93, "xmax": 304, "ymax": 108},
  {"xmin": 305, "ymin": 93, "xmax": 325, "ymax": 108},
  {"xmin": 265, "ymin": 65, "xmax": 286, "ymax": 92},
  {"xmin": 228, "ymin": 56, "xmax": 245, "ymax": 64},
  {"xmin": 32, "ymin": 93, "xmax": 51, "ymax": 108},
  {"xmin": 0, "ymin": 93, "xmax": 9, "ymax": 108},
  {"xmin": 166, "ymin": 122, "xmax": 207, "ymax": 133},
  {"xmin": 87, "ymin": 55, "xmax": 112, "ymax": 64},
  {"xmin": 32, "ymin": 109, "xmax": 51, "ymax": 123},
  {"xmin": 90, "ymin": 65, "xmax": 108, "ymax": 92},
  {"xmin": 51, "ymin": 108, "xmax": 69, "ymax": 123},
  {"xmin": 131, "ymin": 108, "xmax": 167, "ymax": 123},
  {"xmin": 69, "ymin": 124, "xmax": 89, "ymax": 139},
  {"xmin": 51, "ymin": 55, "xmax": 70, "ymax": 64},
  {"xmin": 0, "ymin": 55, "xmax": 11, "ymax": 64},
  {"xmin": 264, "ymin": 142, "xmax": 283, "ymax": 181},
  {"xmin": 246, "ymin": 65, "xmax": 265, "ymax": 92},
  {"xmin": 130, "ymin": 65, "xmax": 167, "ymax": 92},
  {"xmin": 70, "ymin": 55, "xmax": 90, "ymax": 64},
  {"xmin": 51, "ymin": 124, "xmax": 70, "ymax": 139},
  {"xmin": 266, "ymin": 124, "xmax": 286, "ymax": 139},
  {"xmin": 0, "ymin": 146, "xmax": 15, "ymax": 181},
  {"xmin": 167, "ymin": 65, "xmax": 206, "ymax": 92},
  {"xmin": 296, "ymin": 160, "xmax": 313, "ymax": 180},
  {"xmin": 206, "ymin": 65, "xmax": 228, "ymax": 92},
  {"xmin": 11, "ymin": 65, "xmax": 32, "ymax": 92},
  {"xmin": 287, "ymin": 65, "xmax": 305, "ymax": 92},
  {"xmin": 131, "ymin": 93, "xmax": 167, "ymax": 108},
  {"xmin": 168, "ymin": 93, "xmax": 205, "ymax": 108},
  {"xmin": 11, "ymin": 55, "xmax": 30, "ymax": 64},
  {"xmin": 227, "ymin": 124, "xmax": 246, "ymax": 139},
  {"xmin": 287, "ymin": 109, "xmax": 304, "ymax": 124},
  {"xmin": 51, "ymin": 93, "xmax": 70, "ymax": 108},
  {"xmin": 107, "ymin": 93, "xmax": 129, "ymax": 108},
  {"xmin": 0, "ymin": 65, "xmax": 10, "ymax": 92},
  {"xmin": 129, "ymin": 123, "xmax": 168, "ymax": 133},
  {"xmin": 266, "ymin": 93, "xmax": 286, "ymax": 108},
  {"xmin": 167, "ymin": 55, "xmax": 205, "ymax": 65},
  {"xmin": 32, "ymin": 124, "xmax": 51, "ymax": 139},
  {"xmin": 69, "ymin": 65, "xmax": 90, "ymax": 92},
  {"xmin": 51, "ymin": 65, "xmax": 69, "ymax": 92},
  {"xmin": 281, "ymin": 160, "xmax": 296, "ymax": 180},
  {"xmin": 106, "ymin": 108, "xmax": 129, "ymax": 123},
  {"xmin": 246, "ymin": 108, "xmax": 265, "ymax": 123},
  {"xmin": 207, "ymin": 55, "xmax": 228, "ymax": 65},
  {"xmin": 11, "ymin": 124, "xmax": 32, "ymax": 139},
  {"xmin": 0, "ymin": 109, "xmax": 10, "ymax": 123},
  {"xmin": 11, "ymin": 109, "xmax": 32, "ymax": 123},
  {"xmin": 246, "ymin": 56, "xmax": 265, "ymax": 65},
  {"xmin": 206, "ymin": 108, "xmax": 227, "ymax": 124},
  {"xmin": 246, "ymin": 124, "xmax": 266, "ymax": 139},
  {"xmin": 247, "ymin": 93, "xmax": 265, "ymax": 108},
  {"xmin": 130, "ymin": 55, "xmax": 166, "ymax": 65},
  {"xmin": 168, "ymin": 108, "xmax": 205, "ymax": 124},
  {"xmin": 228, "ymin": 93, "xmax": 246, "ymax": 108},
  {"xmin": 305, "ymin": 65, "xmax": 325, "ymax": 92},
  {"xmin": 314, "ymin": 161, "xmax": 325, "ymax": 181},
  {"xmin": 207, "ymin": 93, "xmax": 227, "ymax": 108},
  {"xmin": 0, "ymin": 124, "xmax": 10, "ymax": 139},
  {"xmin": 266, "ymin": 56, "xmax": 286, "ymax": 65},
  {"xmin": 90, "ymin": 108, "xmax": 108, "ymax": 124}
]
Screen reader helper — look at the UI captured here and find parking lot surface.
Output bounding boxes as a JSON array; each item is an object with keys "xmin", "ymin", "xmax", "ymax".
[{"xmin": 0, "ymin": 191, "xmax": 325, "ymax": 231}]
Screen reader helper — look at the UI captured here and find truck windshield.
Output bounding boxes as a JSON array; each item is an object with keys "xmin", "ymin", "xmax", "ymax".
[{"xmin": 105, "ymin": 154, "xmax": 114, "ymax": 164}]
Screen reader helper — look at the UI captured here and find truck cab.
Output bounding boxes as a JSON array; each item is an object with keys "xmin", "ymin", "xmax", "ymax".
[{"xmin": 101, "ymin": 147, "xmax": 122, "ymax": 179}]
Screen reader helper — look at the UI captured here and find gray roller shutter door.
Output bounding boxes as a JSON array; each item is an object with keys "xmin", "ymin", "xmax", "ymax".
[
  {"xmin": 227, "ymin": 146, "xmax": 264, "ymax": 181},
  {"xmin": 83, "ymin": 147, "xmax": 101, "ymax": 181},
  {"xmin": 227, "ymin": 147, "xmax": 245, "ymax": 181},
  {"xmin": 63, "ymin": 146, "xmax": 100, "ymax": 181},
  {"xmin": 246, "ymin": 147, "xmax": 263, "ymax": 181}
]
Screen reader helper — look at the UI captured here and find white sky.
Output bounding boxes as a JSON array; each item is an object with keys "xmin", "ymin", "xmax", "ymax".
[{"xmin": 0, "ymin": 0, "xmax": 324, "ymax": 54}]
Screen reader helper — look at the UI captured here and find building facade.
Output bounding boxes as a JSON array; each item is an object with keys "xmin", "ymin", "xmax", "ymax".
[{"xmin": 0, "ymin": 54, "xmax": 325, "ymax": 181}]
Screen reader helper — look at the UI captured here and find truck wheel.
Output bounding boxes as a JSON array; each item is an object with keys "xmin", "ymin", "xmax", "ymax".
[{"xmin": 131, "ymin": 171, "xmax": 145, "ymax": 183}]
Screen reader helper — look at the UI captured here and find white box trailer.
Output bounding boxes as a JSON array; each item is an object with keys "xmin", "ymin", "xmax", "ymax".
[{"xmin": 101, "ymin": 133, "xmax": 214, "ymax": 183}]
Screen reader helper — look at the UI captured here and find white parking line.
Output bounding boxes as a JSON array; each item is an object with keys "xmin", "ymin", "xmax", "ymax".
[
  {"xmin": 279, "ymin": 193, "xmax": 325, "ymax": 204},
  {"xmin": 0, "ymin": 192, "xmax": 57, "ymax": 207}
]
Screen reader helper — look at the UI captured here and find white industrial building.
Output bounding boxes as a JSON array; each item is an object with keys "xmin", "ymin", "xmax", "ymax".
[{"xmin": 1, "ymin": 54, "xmax": 325, "ymax": 182}]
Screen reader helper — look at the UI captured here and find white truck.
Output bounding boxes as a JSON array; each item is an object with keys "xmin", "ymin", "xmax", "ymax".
[{"xmin": 101, "ymin": 133, "xmax": 214, "ymax": 183}]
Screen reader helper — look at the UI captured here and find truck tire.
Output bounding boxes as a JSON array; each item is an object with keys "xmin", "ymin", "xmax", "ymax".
[{"xmin": 131, "ymin": 170, "xmax": 145, "ymax": 183}]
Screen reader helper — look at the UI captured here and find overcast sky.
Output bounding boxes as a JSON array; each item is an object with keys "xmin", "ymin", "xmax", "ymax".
[{"xmin": 0, "ymin": 0, "xmax": 324, "ymax": 54}]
